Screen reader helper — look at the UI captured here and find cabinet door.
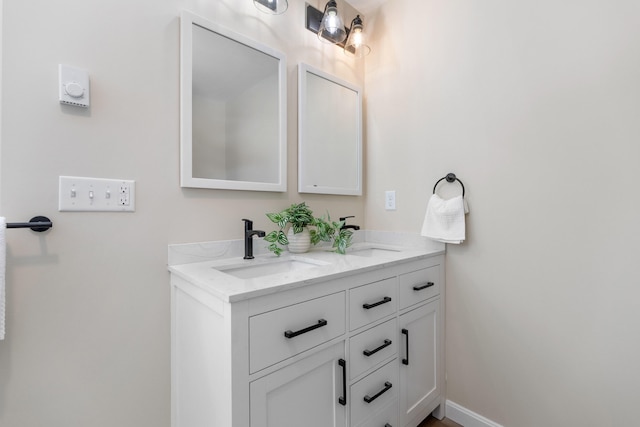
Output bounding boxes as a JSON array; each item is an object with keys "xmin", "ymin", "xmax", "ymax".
[
  {"xmin": 398, "ymin": 299, "xmax": 440, "ymax": 427},
  {"xmin": 250, "ymin": 342, "xmax": 347, "ymax": 427}
]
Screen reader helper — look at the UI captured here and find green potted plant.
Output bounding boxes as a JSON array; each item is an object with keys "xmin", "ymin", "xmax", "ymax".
[
  {"xmin": 311, "ymin": 215, "xmax": 354, "ymax": 255},
  {"xmin": 264, "ymin": 202, "xmax": 353, "ymax": 256}
]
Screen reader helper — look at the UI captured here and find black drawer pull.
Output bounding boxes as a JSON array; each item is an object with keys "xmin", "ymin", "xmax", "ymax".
[
  {"xmin": 363, "ymin": 381, "xmax": 392, "ymax": 403},
  {"xmin": 363, "ymin": 296, "xmax": 392, "ymax": 310},
  {"xmin": 413, "ymin": 282, "xmax": 434, "ymax": 291},
  {"xmin": 402, "ymin": 328, "xmax": 409, "ymax": 365},
  {"xmin": 284, "ymin": 319, "xmax": 327, "ymax": 339},
  {"xmin": 363, "ymin": 339, "xmax": 392, "ymax": 357},
  {"xmin": 385, "ymin": 424, "xmax": 392, "ymax": 427},
  {"xmin": 338, "ymin": 359, "xmax": 347, "ymax": 406}
]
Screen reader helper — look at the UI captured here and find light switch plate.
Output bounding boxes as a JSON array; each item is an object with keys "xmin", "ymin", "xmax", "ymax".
[{"xmin": 59, "ymin": 176, "xmax": 135, "ymax": 212}]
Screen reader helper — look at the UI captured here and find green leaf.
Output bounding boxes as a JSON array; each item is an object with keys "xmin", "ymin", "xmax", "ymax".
[
  {"xmin": 266, "ymin": 212, "xmax": 282, "ymax": 224},
  {"xmin": 276, "ymin": 231, "xmax": 288, "ymax": 245},
  {"xmin": 332, "ymin": 229, "xmax": 353, "ymax": 254},
  {"xmin": 268, "ymin": 243, "xmax": 283, "ymax": 256},
  {"xmin": 264, "ymin": 231, "xmax": 279, "ymax": 243}
]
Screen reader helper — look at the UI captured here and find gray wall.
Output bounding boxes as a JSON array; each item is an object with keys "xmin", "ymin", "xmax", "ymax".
[
  {"xmin": 365, "ymin": 0, "xmax": 640, "ymax": 425},
  {"xmin": 0, "ymin": 1, "xmax": 364, "ymax": 426}
]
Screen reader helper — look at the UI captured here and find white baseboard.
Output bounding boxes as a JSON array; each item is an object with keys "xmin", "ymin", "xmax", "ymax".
[{"xmin": 445, "ymin": 400, "xmax": 504, "ymax": 427}]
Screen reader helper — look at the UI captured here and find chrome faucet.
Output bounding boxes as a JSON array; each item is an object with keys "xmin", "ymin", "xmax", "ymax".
[
  {"xmin": 242, "ymin": 219, "xmax": 265, "ymax": 260},
  {"xmin": 339, "ymin": 216, "xmax": 360, "ymax": 231}
]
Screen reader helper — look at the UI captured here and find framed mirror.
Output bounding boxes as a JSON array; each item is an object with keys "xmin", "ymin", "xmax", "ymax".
[
  {"xmin": 298, "ymin": 63, "xmax": 362, "ymax": 195},
  {"xmin": 180, "ymin": 11, "xmax": 287, "ymax": 191}
]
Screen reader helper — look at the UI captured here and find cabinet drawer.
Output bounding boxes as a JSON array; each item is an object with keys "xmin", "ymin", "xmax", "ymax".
[
  {"xmin": 350, "ymin": 277, "xmax": 397, "ymax": 331},
  {"xmin": 355, "ymin": 400, "xmax": 397, "ymax": 427},
  {"xmin": 350, "ymin": 359, "xmax": 398, "ymax": 427},
  {"xmin": 398, "ymin": 266, "xmax": 440, "ymax": 310},
  {"xmin": 249, "ymin": 292, "xmax": 346, "ymax": 373},
  {"xmin": 349, "ymin": 319, "xmax": 397, "ymax": 380}
]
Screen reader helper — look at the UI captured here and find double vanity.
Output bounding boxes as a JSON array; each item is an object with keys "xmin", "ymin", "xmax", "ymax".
[
  {"xmin": 175, "ymin": 8, "xmax": 443, "ymax": 426},
  {"xmin": 168, "ymin": 232, "xmax": 446, "ymax": 427}
]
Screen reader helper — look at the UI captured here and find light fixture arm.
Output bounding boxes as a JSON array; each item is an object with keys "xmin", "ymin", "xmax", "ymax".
[
  {"xmin": 349, "ymin": 14, "xmax": 363, "ymax": 31},
  {"xmin": 322, "ymin": 0, "xmax": 335, "ymax": 14}
]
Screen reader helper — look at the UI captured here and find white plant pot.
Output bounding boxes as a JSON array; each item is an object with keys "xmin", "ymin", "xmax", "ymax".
[{"xmin": 287, "ymin": 227, "xmax": 311, "ymax": 254}]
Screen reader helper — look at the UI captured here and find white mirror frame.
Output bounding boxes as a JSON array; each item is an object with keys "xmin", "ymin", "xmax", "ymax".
[
  {"xmin": 180, "ymin": 10, "xmax": 287, "ymax": 191},
  {"xmin": 298, "ymin": 63, "xmax": 362, "ymax": 195}
]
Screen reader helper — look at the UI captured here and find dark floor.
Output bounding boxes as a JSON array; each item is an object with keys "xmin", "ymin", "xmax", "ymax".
[{"xmin": 418, "ymin": 415, "xmax": 463, "ymax": 427}]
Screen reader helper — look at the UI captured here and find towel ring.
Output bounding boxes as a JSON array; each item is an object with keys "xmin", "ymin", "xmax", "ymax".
[{"xmin": 433, "ymin": 173, "xmax": 465, "ymax": 197}]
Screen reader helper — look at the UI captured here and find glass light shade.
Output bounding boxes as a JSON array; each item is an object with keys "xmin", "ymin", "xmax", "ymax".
[
  {"xmin": 318, "ymin": 1, "xmax": 347, "ymax": 44},
  {"xmin": 253, "ymin": 0, "xmax": 288, "ymax": 15},
  {"xmin": 344, "ymin": 15, "xmax": 371, "ymax": 57}
]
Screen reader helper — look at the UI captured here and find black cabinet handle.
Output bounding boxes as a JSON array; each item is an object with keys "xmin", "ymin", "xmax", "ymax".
[
  {"xmin": 284, "ymin": 319, "xmax": 327, "ymax": 339},
  {"xmin": 363, "ymin": 339, "xmax": 392, "ymax": 357},
  {"xmin": 402, "ymin": 328, "xmax": 409, "ymax": 365},
  {"xmin": 363, "ymin": 381, "xmax": 392, "ymax": 403},
  {"xmin": 363, "ymin": 296, "xmax": 392, "ymax": 310},
  {"xmin": 385, "ymin": 424, "xmax": 392, "ymax": 427},
  {"xmin": 338, "ymin": 359, "xmax": 347, "ymax": 406},
  {"xmin": 413, "ymin": 282, "xmax": 434, "ymax": 291}
]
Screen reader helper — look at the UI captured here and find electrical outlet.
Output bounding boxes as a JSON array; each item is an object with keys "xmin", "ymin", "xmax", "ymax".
[
  {"xmin": 119, "ymin": 183, "xmax": 131, "ymax": 206},
  {"xmin": 385, "ymin": 190, "xmax": 396, "ymax": 210},
  {"xmin": 59, "ymin": 176, "xmax": 135, "ymax": 212}
]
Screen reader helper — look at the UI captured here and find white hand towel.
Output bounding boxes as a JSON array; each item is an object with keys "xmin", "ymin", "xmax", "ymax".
[
  {"xmin": 421, "ymin": 194, "xmax": 466, "ymax": 244},
  {"xmin": 0, "ymin": 217, "xmax": 6, "ymax": 340}
]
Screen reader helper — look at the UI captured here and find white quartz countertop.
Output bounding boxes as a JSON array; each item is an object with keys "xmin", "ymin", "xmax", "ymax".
[{"xmin": 168, "ymin": 231, "xmax": 445, "ymax": 303}]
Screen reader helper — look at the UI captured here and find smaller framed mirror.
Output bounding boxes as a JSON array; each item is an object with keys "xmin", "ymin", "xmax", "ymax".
[
  {"xmin": 298, "ymin": 63, "xmax": 363, "ymax": 195},
  {"xmin": 180, "ymin": 11, "xmax": 287, "ymax": 191}
]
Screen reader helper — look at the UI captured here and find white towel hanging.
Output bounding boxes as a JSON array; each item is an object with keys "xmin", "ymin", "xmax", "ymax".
[{"xmin": 421, "ymin": 194, "xmax": 466, "ymax": 244}]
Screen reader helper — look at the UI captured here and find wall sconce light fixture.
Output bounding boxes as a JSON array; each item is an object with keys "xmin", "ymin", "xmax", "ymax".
[
  {"xmin": 317, "ymin": 0, "xmax": 347, "ymax": 44},
  {"xmin": 305, "ymin": 1, "xmax": 371, "ymax": 56},
  {"xmin": 344, "ymin": 15, "xmax": 371, "ymax": 57},
  {"xmin": 254, "ymin": 0, "xmax": 288, "ymax": 15}
]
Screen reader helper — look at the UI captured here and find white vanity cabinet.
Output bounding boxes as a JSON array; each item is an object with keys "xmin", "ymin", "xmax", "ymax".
[{"xmin": 170, "ymin": 252, "xmax": 445, "ymax": 427}]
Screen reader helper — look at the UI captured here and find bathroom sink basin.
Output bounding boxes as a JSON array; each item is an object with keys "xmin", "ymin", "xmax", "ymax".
[{"xmin": 216, "ymin": 257, "xmax": 330, "ymax": 279}]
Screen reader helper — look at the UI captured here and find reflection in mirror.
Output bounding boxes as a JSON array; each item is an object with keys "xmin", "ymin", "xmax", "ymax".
[
  {"xmin": 298, "ymin": 63, "xmax": 362, "ymax": 195},
  {"xmin": 180, "ymin": 11, "xmax": 287, "ymax": 191}
]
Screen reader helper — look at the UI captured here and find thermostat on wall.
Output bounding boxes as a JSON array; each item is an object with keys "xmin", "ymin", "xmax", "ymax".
[{"xmin": 59, "ymin": 64, "xmax": 90, "ymax": 107}]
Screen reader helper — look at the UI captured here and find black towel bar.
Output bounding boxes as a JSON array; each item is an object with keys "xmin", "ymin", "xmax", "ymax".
[
  {"xmin": 433, "ymin": 173, "xmax": 465, "ymax": 197},
  {"xmin": 6, "ymin": 216, "xmax": 53, "ymax": 232}
]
